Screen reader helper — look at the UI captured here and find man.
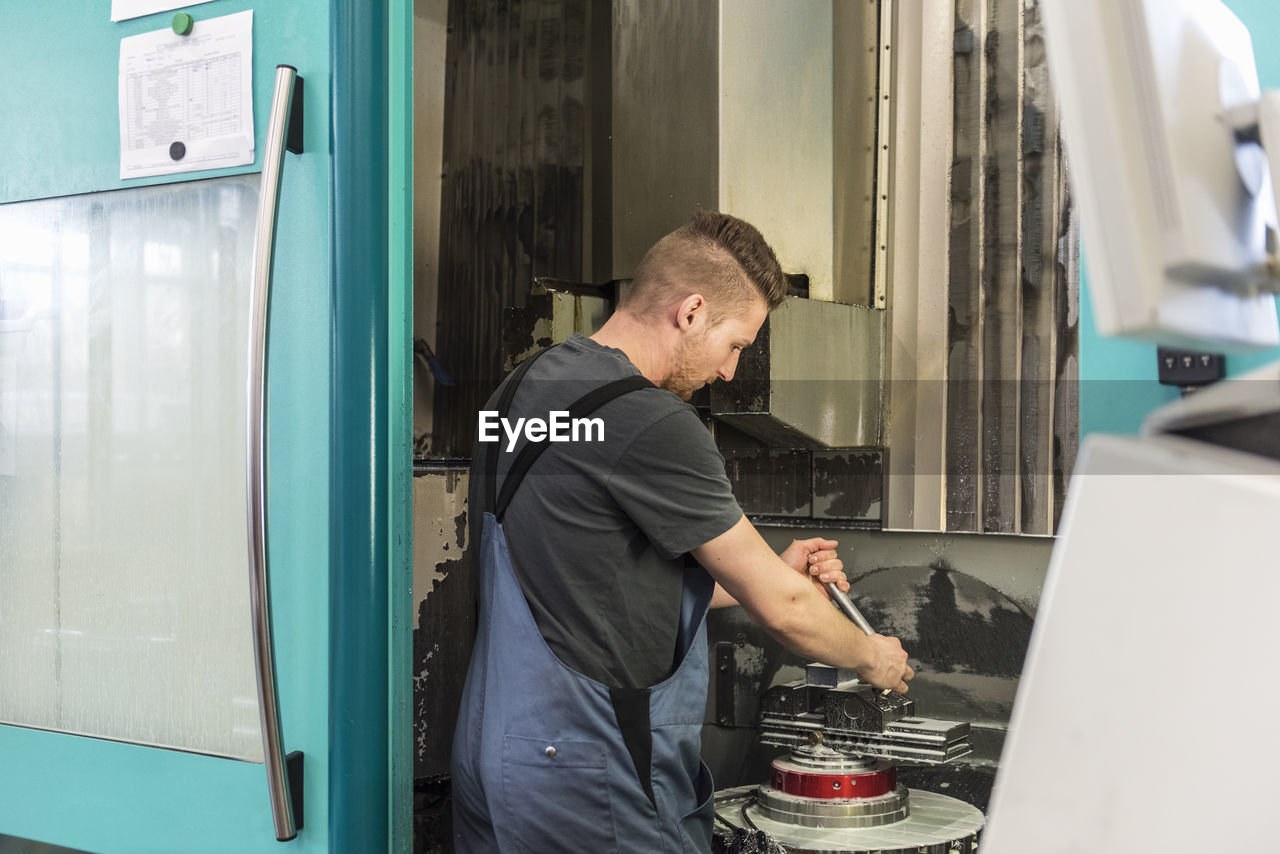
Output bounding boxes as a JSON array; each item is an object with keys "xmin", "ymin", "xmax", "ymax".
[{"xmin": 452, "ymin": 211, "xmax": 913, "ymax": 852}]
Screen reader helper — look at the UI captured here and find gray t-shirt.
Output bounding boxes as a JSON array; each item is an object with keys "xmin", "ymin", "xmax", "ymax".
[{"xmin": 470, "ymin": 333, "xmax": 743, "ymax": 689}]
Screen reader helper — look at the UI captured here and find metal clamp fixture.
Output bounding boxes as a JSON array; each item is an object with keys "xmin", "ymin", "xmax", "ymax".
[{"xmin": 247, "ymin": 64, "xmax": 305, "ymax": 842}]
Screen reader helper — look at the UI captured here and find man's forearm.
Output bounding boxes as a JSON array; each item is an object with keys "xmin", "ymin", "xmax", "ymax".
[
  {"xmin": 694, "ymin": 519, "xmax": 866, "ymax": 660},
  {"xmin": 750, "ymin": 582, "xmax": 876, "ymax": 670},
  {"xmin": 693, "ymin": 516, "xmax": 911, "ymax": 692},
  {"xmin": 710, "ymin": 583, "xmax": 740, "ymax": 609}
]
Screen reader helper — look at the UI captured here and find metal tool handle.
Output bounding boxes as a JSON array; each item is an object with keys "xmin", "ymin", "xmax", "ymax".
[
  {"xmin": 825, "ymin": 582, "xmax": 876, "ymax": 636},
  {"xmin": 247, "ymin": 64, "xmax": 303, "ymax": 843},
  {"xmin": 825, "ymin": 582, "xmax": 893, "ymax": 696}
]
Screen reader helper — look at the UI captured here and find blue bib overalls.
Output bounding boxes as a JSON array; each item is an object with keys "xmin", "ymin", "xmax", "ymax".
[{"xmin": 451, "ymin": 350, "xmax": 717, "ymax": 853}]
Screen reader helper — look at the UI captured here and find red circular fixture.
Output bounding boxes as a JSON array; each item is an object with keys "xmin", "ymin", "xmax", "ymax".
[{"xmin": 770, "ymin": 759, "xmax": 897, "ymax": 800}]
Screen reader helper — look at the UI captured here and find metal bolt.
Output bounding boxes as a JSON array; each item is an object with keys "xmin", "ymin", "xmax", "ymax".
[
  {"xmin": 544, "ymin": 746, "xmax": 556, "ymax": 757},
  {"xmin": 832, "ymin": 781, "xmax": 842, "ymax": 790}
]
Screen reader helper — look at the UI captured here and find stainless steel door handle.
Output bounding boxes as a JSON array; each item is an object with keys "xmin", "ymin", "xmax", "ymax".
[{"xmin": 247, "ymin": 64, "xmax": 304, "ymax": 843}]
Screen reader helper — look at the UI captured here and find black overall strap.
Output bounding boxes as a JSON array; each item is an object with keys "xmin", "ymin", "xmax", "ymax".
[
  {"xmin": 494, "ymin": 374, "xmax": 653, "ymax": 521},
  {"xmin": 485, "ymin": 347, "xmax": 553, "ymax": 516}
]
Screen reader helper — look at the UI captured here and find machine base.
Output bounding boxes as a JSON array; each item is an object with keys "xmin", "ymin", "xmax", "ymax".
[{"xmin": 714, "ymin": 785, "xmax": 984, "ymax": 854}]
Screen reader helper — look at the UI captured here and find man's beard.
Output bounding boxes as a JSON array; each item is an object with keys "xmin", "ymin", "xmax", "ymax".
[{"xmin": 660, "ymin": 335, "xmax": 709, "ymax": 401}]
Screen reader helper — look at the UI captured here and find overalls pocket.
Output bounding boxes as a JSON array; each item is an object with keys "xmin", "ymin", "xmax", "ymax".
[
  {"xmin": 500, "ymin": 734, "xmax": 618, "ymax": 853},
  {"xmin": 678, "ymin": 759, "xmax": 715, "ymax": 854}
]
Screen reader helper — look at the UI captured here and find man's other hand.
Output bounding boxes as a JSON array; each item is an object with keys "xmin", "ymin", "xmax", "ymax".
[{"xmin": 779, "ymin": 537, "xmax": 848, "ymax": 593}]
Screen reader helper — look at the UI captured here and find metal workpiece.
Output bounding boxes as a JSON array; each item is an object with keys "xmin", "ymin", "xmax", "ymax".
[{"xmin": 801, "ymin": 663, "xmax": 857, "ymax": 689}]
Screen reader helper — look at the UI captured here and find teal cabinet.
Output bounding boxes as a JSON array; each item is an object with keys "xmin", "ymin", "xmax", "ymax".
[{"xmin": 0, "ymin": 3, "xmax": 412, "ymax": 852}]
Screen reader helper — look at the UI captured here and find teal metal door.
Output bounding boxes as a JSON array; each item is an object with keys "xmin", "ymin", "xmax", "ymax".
[{"xmin": 0, "ymin": 2, "xmax": 412, "ymax": 852}]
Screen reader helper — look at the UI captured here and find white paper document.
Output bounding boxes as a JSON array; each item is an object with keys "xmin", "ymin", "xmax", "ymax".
[
  {"xmin": 111, "ymin": 0, "xmax": 217, "ymax": 22},
  {"xmin": 118, "ymin": 9, "xmax": 254, "ymax": 179}
]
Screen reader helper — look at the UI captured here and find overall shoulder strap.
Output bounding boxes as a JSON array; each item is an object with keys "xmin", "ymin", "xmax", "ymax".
[
  {"xmin": 484, "ymin": 347, "xmax": 553, "ymax": 516},
  {"xmin": 494, "ymin": 375, "xmax": 654, "ymax": 521}
]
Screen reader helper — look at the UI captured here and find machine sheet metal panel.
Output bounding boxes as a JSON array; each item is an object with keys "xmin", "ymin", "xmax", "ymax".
[
  {"xmin": 884, "ymin": 0, "xmax": 955, "ymax": 531},
  {"xmin": 712, "ymin": 297, "xmax": 884, "ymax": 449},
  {"xmin": 983, "ymin": 432, "xmax": 1280, "ymax": 852},
  {"xmin": 613, "ymin": 0, "xmax": 840, "ymax": 299},
  {"xmin": 886, "ymin": 0, "xmax": 1076, "ymax": 534},
  {"xmin": 719, "ymin": 0, "xmax": 835, "ymax": 300},
  {"xmin": 611, "ymin": 0, "xmax": 718, "ymax": 279},
  {"xmin": 833, "ymin": 0, "xmax": 884, "ymax": 308}
]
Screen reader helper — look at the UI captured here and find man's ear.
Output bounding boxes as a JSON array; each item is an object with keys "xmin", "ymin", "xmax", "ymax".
[{"xmin": 675, "ymin": 293, "xmax": 708, "ymax": 331}]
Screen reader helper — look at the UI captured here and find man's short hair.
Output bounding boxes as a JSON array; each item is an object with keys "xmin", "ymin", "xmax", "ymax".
[{"xmin": 623, "ymin": 210, "xmax": 788, "ymax": 319}]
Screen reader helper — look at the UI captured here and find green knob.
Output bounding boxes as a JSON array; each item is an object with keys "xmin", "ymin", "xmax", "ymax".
[{"xmin": 172, "ymin": 12, "xmax": 194, "ymax": 35}]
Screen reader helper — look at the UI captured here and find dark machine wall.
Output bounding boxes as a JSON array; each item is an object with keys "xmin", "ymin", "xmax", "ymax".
[
  {"xmin": 945, "ymin": 0, "xmax": 1079, "ymax": 534},
  {"xmin": 429, "ymin": 0, "xmax": 611, "ymax": 459}
]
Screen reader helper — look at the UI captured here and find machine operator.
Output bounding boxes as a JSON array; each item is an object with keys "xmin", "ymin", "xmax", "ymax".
[{"xmin": 451, "ymin": 211, "xmax": 914, "ymax": 852}]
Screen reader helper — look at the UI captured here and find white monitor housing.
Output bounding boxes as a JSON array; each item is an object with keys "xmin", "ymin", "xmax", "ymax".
[{"xmin": 1044, "ymin": 0, "xmax": 1280, "ymax": 349}]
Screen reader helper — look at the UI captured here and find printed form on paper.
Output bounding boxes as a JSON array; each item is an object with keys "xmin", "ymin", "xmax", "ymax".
[{"xmin": 118, "ymin": 9, "xmax": 254, "ymax": 179}]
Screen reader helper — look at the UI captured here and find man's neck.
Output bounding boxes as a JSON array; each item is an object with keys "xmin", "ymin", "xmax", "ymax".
[{"xmin": 590, "ymin": 313, "xmax": 673, "ymax": 385}]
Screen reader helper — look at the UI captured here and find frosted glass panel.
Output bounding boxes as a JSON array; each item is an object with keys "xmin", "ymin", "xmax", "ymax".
[{"xmin": 0, "ymin": 176, "xmax": 263, "ymax": 761}]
